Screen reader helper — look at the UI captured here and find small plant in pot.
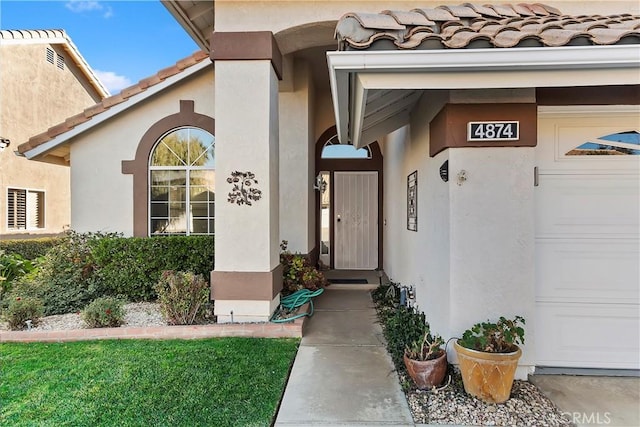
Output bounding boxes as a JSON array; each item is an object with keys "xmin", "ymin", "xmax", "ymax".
[
  {"xmin": 404, "ymin": 329, "xmax": 447, "ymax": 390},
  {"xmin": 454, "ymin": 316, "xmax": 525, "ymax": 404}
]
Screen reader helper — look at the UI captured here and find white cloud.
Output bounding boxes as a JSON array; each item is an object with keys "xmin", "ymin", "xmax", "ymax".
[
  {"xmin": 65, "ymin": 1, "xmax": 113, "ymax": 18},
  {"xmin": 94, "ymin": 70, "xmax": 133, "ymax": 94}
]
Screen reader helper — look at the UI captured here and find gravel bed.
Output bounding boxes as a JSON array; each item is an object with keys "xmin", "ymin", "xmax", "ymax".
[
  {"xmin": 1, "ymin": 302, "xmax": 168, "ymax": 331},
  {"xmin": 401, "ymin": 369, "xmax": 574, "ymax": 426}
]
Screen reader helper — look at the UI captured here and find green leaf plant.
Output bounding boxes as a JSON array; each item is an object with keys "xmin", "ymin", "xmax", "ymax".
[{"xmin": 458, "ymin": 316, "xmax": 525, "ymax": 353}]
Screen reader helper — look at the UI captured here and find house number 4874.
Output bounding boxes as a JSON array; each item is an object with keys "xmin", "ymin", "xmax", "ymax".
[{"xmin": 467, "ymin": 121, "xmax": 519, "ymax": 142}]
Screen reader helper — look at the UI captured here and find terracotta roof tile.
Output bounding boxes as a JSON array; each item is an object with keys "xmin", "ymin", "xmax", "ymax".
[
  {"xmin": 47, "ymin": 122, "xmax": 71, "ymax": 139},
  {"xmin": 414, "ymin": 8, "xmax": 459, "ymax": 22},
  {"xmin": 382, "ymin": 10, "xmax": 435, "ymax": 26},
  {"xmin": 439, "ymin": 5, "xmax": 481, "ymax": 18},
  {"xmin": 335, "ymin": 3, "xmax": 640, "ymax": 51},
  {"xmin": 120, "ymin": 83, "xmax": 145, "ymax": 99},
  {"xmin": 157, "ymin": 65, "xmax": 181, "ymax": 81},
  {"xmin": 64, "ymin": 112, "xmax": 91, "ymax": 128},
  {"xmin": 18, "ymin": 50, "xmax": 209, "ymax": 155},
  {"xmin": 101, "ymin": 93, "xmax": 126, "ymax": 109}
]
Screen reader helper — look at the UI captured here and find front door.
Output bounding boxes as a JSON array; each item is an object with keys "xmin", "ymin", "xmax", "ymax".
[{"xmin": 334, "ymin": 171, "xmax": 378, "ymax": 269}]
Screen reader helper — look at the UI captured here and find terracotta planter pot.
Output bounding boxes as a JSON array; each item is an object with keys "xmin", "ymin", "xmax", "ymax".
[
  {"xmin": 454, "ymin": 340, "xmax": 522, "ymax": 404},
  {"xmin": 403, "ymin": 349, "xmax": 447, "ymax": 389}
]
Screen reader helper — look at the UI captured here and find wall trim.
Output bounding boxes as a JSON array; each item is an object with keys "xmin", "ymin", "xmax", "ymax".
[
  {"xmin": 211, "ymin": 31, "xmax": 283, "ymax": 80},
  {"xmin": 121, "ymin": 100, "xmax": 215, "ymax": 237},
  {"xmin": 211, "ymin": 264, "xmax": 283, "ymax": 301}
]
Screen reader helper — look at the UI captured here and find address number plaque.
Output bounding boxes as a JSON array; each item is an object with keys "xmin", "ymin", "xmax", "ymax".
[{"xmin": 467, "ymin": 121, "xmax": 519, "ymax": 142}]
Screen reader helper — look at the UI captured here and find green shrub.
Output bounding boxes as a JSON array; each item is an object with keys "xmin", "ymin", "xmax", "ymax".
[
  {"xmin": 3, "ymin": 232, "xmax": 214, "ymax": 315},
  {"xmin": 0, "ymin": 251, "xmax": 36, "ymax": 300},
  {"xmin": 379, "ymin": 304, "xmax": 431, "ymax": 374},
  {"xmin": 6, "ymin": 231, "xmax": 109, "ymax": 316},
  {"xmin": 82, "ymin": 297, "xmax": 125, "ymax": 328},
  {"xmin": 2, "ymin": 296, "xmax": 43, "ymax": 330},
  {"xmin": 0, "ymin": 237, "xmax": 61, "ymax": 260},
  {"xmin": 93, "ymin": 236, "xmax": 214, "ymax": 301},
  {"xmin": 154, "ymin": 271, "xmax": 209, "ymax": 325},
  {"xmin": 280, "ymin": 240, "xmax": 327, "ymax": 295}
]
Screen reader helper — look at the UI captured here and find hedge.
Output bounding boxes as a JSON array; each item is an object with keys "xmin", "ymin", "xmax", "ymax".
[
  {"xmin": 3, "ymin": 233, "xmax": 215, "ymax": 315},
  {"xmin": 92, "ymin": 235, "xmax": 215, "ymax": 302},
  {"xmin": 0, "ymin": 237, "xmax": 62, "ymax": 260}
]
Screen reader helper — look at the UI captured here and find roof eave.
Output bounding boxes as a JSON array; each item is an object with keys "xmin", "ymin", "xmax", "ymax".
[
  {"xmin": 20, "ymin": 60, "xmax": 212, "ymax": 162},
  {"xmin": 327, "ymin": 45, "xmax": 640, "ymax": 149},
  {"xmin": 161, "ymin": 0, "xmax": 212, "ymax": 52}
]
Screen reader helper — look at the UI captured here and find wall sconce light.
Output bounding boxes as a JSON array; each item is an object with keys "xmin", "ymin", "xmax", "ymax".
[
  {"xmin": 457, "ymin": 170, "xmax": 467, "ymax": 186},
  {"xmin": 314, "ymin": 173, "xmax": 327, "ymax": 192},
  {"xmin": 0, "ymin": 137, "xmax": 10, "ymax": 151}
]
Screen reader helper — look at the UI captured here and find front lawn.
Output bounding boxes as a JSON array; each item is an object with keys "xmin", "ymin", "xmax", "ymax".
[{"xmin": 0, "ymin": 338, "xmax": 299, "ymax": 426}]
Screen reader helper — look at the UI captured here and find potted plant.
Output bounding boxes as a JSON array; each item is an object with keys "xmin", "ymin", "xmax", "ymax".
[
  {"xmin": 403, "ymin": 329, "xmax": 447, "ymax": 389},
  {"xmin": 454, "ymin": 316, "xmax": 525, "ymax": 403}
]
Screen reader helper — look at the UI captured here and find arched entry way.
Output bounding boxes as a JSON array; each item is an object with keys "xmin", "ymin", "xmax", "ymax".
[{"xmin": 315, "ymin": 126, "xmax": 383, "ymax": 270}]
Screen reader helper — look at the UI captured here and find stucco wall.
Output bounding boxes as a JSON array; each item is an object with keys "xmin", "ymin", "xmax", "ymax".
[
  {"xmin": 381, "ymin": 90, "xmax": 451, "ymax": 337},
  {"xmin": 382, "ymin": 89, "xmax": 537, "ymax": 376},
  {"xmin": 215, "ymin": 60, "xmax": 280, "ymax": 272},
  {"xmin": 69, "ymin": 67, "xmax": 214, "ymax": 236},
  {"xmin": 0, "ymin": 43, "xmax": 101, "ymax": 235},
  {"xmin": 279, "ymin": 59, "xmax": 315, "ymax": 254}
]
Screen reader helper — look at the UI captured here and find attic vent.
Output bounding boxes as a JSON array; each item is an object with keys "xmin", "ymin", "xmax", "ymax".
[
  {"xmin": 56, "ymin": 54, "xmax": 65, "ymax": 70},
  {"xmin": 46, "ymin": 48, "xmax": 54, "ymax": 64}
]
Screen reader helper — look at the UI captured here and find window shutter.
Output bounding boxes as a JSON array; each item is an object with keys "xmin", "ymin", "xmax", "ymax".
[
  {"xmin": 27, "ymin": 191, "xmax": 41, "ymax": 229},
  {"xmin": 7, "ymin": 189, "xmax": 27, "ymax": 229}
]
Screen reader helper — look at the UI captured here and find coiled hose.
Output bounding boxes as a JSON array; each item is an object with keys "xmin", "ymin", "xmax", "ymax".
[{"xmin": 270, "ymin": 288, "xmax": 324, "ymax": 323}]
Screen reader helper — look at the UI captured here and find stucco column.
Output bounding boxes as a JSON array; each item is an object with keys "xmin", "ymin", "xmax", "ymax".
[{"xmin": 210, "ymin": 32, "xmax": 283, "ymax": 322}]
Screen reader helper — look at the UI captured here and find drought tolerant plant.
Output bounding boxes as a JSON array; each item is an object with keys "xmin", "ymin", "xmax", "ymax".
[
  {"xmin": 6, "ymin": 231, "xmax": 113, "ymax": 315},
  {"xmin": 280, "ymin": 240, "xmax": 328, "ymax": 295},
  {"xmin": 405, "ymin": 330, "xmax": 445, "ymax": 361},
  {"xmin": 2, "ymin": 296, "xmax": 43, "ymax": 330},
  {"xmin": 458, "ymin": 316, "xmax": 525, "ymax": 353},
  {"xmin": 82, "ymin": 297, "xmax": 125, "ymax": 328},
  {"xmin": 0, "ymin": 250, "xmax": 36, "ymax": 300},
  {"xmin": 154, "ymin": 270, "xmax": 209, "ymax": 325}
]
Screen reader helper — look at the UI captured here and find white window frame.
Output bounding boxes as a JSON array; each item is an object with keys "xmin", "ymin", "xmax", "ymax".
[
  {"xmin": 148, "ymin": 127, "xmax": 215, "ymax": 236},
  {"xmin": 7, "ymin": 187, "xmax": 45, "ymax": 231}
]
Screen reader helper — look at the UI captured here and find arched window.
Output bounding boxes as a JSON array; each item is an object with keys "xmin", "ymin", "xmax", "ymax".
[
  {"xmin": 321, "ymin": 135, "xmax": 371, "ymax": 159},
  {"xmin": 149, "ymin": 127, "xmax": 215, "ymax": 235}
]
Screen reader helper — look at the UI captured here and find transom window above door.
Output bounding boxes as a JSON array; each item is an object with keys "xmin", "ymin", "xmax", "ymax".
[
  {"xmin": 149, "ymin": 127, "xmax": 215, "ymax": 236},
  {"xmin": 322, "ymin": 135, "xmax": 371, "ymax": 159}
]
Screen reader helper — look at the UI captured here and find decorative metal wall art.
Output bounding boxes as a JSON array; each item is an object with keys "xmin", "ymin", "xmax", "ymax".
[
  {"xmin": 407, "ymin": 171, "xmax": 417, "ymax": 231},
  {"xmin": 227, "ymin": 171, "xmax": 262, "ymax": 206}
]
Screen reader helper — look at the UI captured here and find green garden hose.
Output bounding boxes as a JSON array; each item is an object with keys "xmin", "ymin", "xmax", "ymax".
[{"xmin": 270, "ymin": 288, "xmax": 324, "ymax": 323}]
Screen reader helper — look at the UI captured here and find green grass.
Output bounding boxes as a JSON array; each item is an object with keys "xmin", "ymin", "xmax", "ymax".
[{"xmin": 0, "ymin": 338, "xmax": 299, "ymax": 427}]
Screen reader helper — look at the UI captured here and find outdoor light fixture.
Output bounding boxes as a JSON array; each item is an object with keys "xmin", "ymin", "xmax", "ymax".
[
  {"xmin": 0, "ymin": 137, "xmax": 10, "ymax": 151},
  {"xmin": 313, "ymin": 173, "xmax": 327, "ymax": 192}
]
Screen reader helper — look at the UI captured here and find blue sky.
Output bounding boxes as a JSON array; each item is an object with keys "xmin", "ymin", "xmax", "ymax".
[{"xmin": 0, "ymin": 0, "xmax": 200, "ymax": 93}]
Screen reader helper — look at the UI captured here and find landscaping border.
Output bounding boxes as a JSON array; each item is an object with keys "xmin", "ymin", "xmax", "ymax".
[{"xmin": 1, "ymin": 304, "xmax": 308, "ymax": 343}]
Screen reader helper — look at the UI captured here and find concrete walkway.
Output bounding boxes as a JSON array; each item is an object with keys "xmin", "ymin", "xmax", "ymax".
[
  {"xmin": 275, "ymin": 282, "xmax": 639, "ymax": 427},
  {"xmin": 275, "ymin": 286, "xmax": 414, "ymax": 426},
  {"xmin": 531, "ymin": 375, "xmax": 640, "ymax": 427}
]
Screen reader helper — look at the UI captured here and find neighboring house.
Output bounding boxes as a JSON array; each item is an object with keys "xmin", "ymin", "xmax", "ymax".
[
  {"xmin": 0, "ymin": 29, "xmax": 108, "ymax": 237},
  {"xmin": 17, "ymin": 1, "xmax": 640, "ymax": 377}
]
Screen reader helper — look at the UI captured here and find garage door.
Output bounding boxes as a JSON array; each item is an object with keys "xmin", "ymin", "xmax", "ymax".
[{"xmin": 535, "ymin": 107, "xmax": 640, "ymax": 370}]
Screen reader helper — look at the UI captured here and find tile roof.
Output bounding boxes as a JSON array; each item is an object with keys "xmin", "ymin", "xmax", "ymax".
[
  {"xmin": 17, "ymin": 50, "xmax": 210, "ymax": 156},
  {"xmin": 335, "ymin": 3, "xmax": 640, "ymax": 50}
]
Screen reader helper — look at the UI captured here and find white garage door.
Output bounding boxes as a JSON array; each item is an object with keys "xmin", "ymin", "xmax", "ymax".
[{"xmin": 535, "ymin": 106, "xmax": 640, "ymax": 370}]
